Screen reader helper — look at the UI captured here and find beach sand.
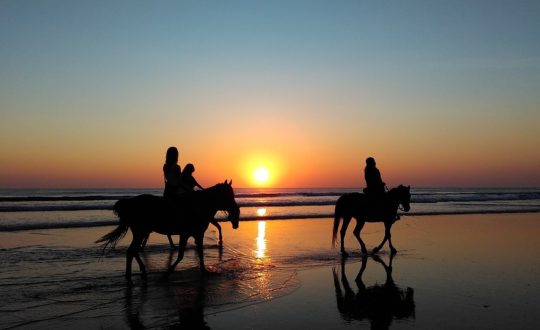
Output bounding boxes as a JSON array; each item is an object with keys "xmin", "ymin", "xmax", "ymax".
[{"xmin": 1, "ymin": 213, "xmax": 540, "ymax": 329}]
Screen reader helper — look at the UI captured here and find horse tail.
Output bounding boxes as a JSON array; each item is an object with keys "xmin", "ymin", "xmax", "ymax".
[
  {"xmin": 332, "ymin": 197, "xmax": 343, "ymax": 248},
  {"xmin": 95, "ymin": 199, "xmax": 130, "ymax": 253}
]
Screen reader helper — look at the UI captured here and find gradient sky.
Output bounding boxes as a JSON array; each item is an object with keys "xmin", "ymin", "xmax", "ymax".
[{"xmin": 1, "ymin": 0, "xmax": 539, "ymax": 188}]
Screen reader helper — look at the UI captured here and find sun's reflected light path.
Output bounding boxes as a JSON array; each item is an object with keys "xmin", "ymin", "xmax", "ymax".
[
  {"xmin": 255, "ymin": 221, "xmax": 267, "ymax": 259},
  {"xmin": 256, "ymin": 208, "xmax": 267, "ymax": 217}
]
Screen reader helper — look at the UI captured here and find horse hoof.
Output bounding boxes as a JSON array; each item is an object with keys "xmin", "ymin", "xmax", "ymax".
[
  {"xmin": 390, "ymin": 248, "xmax": 397, "ymax": 255},
  {"xmin": 371, "ymin": 248, "xmax": 380, "ymax": 254},
  {"xmin": 341, "ymin": 251, "xmax": 349, "ymax": 258}
]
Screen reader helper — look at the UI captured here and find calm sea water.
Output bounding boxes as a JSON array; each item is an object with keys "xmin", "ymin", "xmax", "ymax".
[{"xmin": 0, "ymin": 187, "xmax": 539, "ymax": 231}]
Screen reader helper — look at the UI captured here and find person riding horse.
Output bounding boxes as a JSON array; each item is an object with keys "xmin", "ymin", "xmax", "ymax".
[
  {"xmin": 333, "ymin": 157, "xmax": 411, "ymax": 255},
  {"xmin": 363, "ymin": 157, "xmax": 395, "ymax": 219}
]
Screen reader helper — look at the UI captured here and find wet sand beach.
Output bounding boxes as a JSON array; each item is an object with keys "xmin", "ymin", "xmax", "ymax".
[{"xmin": 1, "ymin": 213, "xmax": 540, "ymax": 329}]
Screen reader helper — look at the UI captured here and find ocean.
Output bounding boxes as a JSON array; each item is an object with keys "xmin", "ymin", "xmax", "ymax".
[{"xmin": 1, "ymin": 187, "xmax": 539, "ymax": 232}]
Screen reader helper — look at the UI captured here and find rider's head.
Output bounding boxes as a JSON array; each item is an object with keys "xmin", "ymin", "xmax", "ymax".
[
  {"xmin": 184, "ymin": 163, "xmax": 195, "ymax": 174},
  {"xmin": 165, "ymin": 147, "xmax": 179, "ymax": 165},
  {"xmin": 366, "ymin": 157, "xmax": 376, "ymax": 167}
]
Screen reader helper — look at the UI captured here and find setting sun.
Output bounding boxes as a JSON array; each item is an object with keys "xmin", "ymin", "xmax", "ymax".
[
  {"xmin": 239, "ymin": 152, "xmax": 284, "ymax": 188},
  {"xmin": 253, "ymin": 167, "xmax": 270, "ymax": 185}
]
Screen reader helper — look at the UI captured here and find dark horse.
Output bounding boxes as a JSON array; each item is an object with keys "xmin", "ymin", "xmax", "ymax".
[
  {"xmin": 332, "ymin": 185, "xmax": 411, "ymax": 256},
  {"xmin": 96, "ymin": 181, "xmax": 240, "ymax": 280}
]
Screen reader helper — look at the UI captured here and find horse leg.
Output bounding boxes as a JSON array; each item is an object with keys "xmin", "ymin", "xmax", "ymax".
[
  {"xmin": 167, "ymin": 234, "xmax": 176, "ymax": 248},
  {"xmin": 212, "ymin": 220, "xmax": 223, "ymax": 246},
  {"xmin": 352, "ymin": 219, "xmax": 367, "ymax": 255},
  {"xmin": 140, "ymin": 234, "xmax": 149, "ymax": 251},
  {"xmin": 386, "ymin": 222, "xmax": 397, "ymax": 255},
  {"xmin": 126, "ymin": 233, "xmax": 146, "ymax": 281},
  {"xmin": 340, "ymin": 216, "xmax": 352, "ymax": 257},
  {"xmin": 194, "ymin": 234, "xmax": 207, "ymax": 274},
  {"xmin": 133, "ymin": 239, "xmax": 147, "ymax": 280},
  {"xmin": 168, "ymin": 235, "xmax": 188, "ymax": 272},
  {"xmin": 126, "ymin": 246, "xmax": 134, "ymax": 281},
  {"xmin": 373, "ymin": 222, "xmax": 395, "ymax": 254}
]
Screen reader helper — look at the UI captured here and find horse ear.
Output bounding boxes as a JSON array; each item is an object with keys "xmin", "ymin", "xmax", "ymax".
[
  {"xmin": 229, "ymin": 180, "xmax": 233, "ymax": 186},
  {"xmin": 224, "ymin": 180, "xmax": 227, "ymax": 184},
  {"xmin": 407, "ymin": 185, "xmax": 410, "ymax": 190}
]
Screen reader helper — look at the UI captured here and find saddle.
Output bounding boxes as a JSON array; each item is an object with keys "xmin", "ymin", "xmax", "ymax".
[{"xmin": 364, "ymin": 192, "xmax": 398, "ymax": 220}]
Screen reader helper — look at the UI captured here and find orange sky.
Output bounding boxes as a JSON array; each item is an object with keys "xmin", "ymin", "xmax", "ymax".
[{"xmin": 1, "ymin": 105, "xmax": 539, "ymax": 188}]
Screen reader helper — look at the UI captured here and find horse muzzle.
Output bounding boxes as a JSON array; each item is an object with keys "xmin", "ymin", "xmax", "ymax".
[{"xmin": 228, "ymin": 207, "xmax": 240, "ymax": 229}]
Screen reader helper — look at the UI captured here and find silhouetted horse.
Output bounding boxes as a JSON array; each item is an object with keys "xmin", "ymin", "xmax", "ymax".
[
  {"xmin": 332, "ymin": 185, "xmax": 411, "ymax": 256},
  {"xmin": 96, "ymin": 181, "xmax": 240, "ymax": 281},
  {"xmin": 333, "ymin": 255, "xmax": 415, "ymax": 329}
]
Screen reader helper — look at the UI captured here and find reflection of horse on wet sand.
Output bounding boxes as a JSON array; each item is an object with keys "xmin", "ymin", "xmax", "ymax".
[
  {"xmin": 332, "ymin": 185, "xmax": 411, "ymax": 256},
  {"xmin": 333, "ymin": 254, "xmax": 415, "ymax": 329},
  {"xmin": 96, "ymin": 181, "xmax": 240, "ymax": 282},
  {"xmin": 124, "ymin": 276, "xmax": 211, "ymax": 329}
]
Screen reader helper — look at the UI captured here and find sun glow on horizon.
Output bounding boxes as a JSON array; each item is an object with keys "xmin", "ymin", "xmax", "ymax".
[
  {"xmin": 253, "ymin": 167, "xmax": 270, "ymax": 185},
  {"xmin": 241, "ymin": 152, "xmax": 284, "ymax": 188}
]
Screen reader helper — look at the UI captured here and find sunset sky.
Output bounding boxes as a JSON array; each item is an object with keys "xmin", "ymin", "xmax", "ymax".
[{"xmin": 1, "ymin": 1, "xmax": 539, "ymax": 188}]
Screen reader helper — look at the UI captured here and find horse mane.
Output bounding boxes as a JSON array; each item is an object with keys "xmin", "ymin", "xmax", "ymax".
[
  {"xmin": 198, "ymin": 182, "xmax": 229, "ymax": 198},
  {"xmin": 389, "ymin": 185, "xmax": 408, "ymax": 195}
]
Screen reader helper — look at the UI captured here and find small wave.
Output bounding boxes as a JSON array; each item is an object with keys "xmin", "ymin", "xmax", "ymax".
[
  {"xmin": 0, "ymin": 205, "xmax": 114, "ymax": 212},
  {"xmin": 236, "ymin": 191, "xmax": 346, "ymax": 198},
  {"xmin": 412, "ymin": 192, "xmax": 540, "ymax": 203},
  {"xmin": 0, "ymin": 220, "xmax": 116, "ymax": 232},
  {"xmin": 0, "ymin": 195, "xmax": 131, "ymax": 202}
]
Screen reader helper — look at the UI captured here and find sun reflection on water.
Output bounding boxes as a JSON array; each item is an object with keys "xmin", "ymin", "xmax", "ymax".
[
  {"xmin": 256, "ymin": 208, "xmax": 267, "ymax": 217},
  {"xmin": 255, "ymin": 221, "xmax": 266, "ymax": 259}
]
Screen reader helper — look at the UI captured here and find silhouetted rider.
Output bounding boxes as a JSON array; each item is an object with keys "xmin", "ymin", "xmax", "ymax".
[
  {"xmin": 163, "ymin": 146, "xmax": 184, "ymax": 197},
  {"xmin": 181, "ymin": 163, "xmax": 204, "ymax": 191},
  {"xmin": 161, "ymin": 146, "xmax": 184, "ymax": 248},
  {"xmin": 363, "ymin": 157, "xmax": 386, "ymax": 195}
]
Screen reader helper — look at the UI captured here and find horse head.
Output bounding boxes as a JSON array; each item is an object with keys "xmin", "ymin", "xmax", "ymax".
[
  {"xmin": 215, "ymin": 180, "xmax": 240, "ymax": 229},
  {"xmin": 395, "ymin": 185, "xmax": 411, "ymax": 212}
]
